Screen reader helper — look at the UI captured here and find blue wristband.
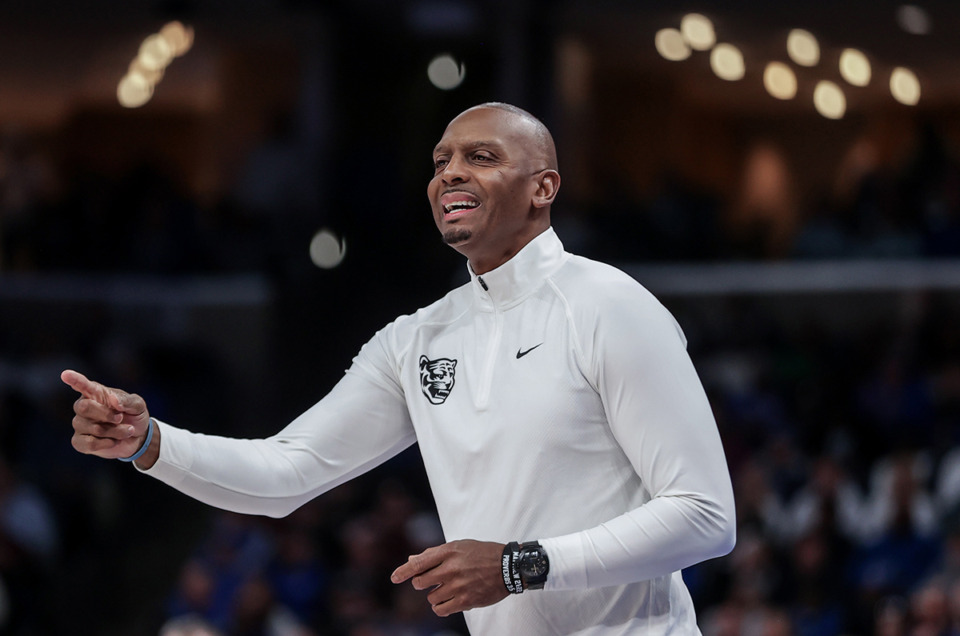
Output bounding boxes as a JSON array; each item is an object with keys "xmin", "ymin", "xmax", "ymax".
[{"xmin": 118, "ymin": 418, "xmax": 155, "ymax": 463}]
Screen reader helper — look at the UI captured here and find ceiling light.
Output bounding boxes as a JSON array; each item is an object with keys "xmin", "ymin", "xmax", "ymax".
[
  {"xmin": 763, "ymin": 62, "xmax": 797, "ymax": 100},
  {"xmin": 890, "ymin": 67, "xmax": 921, "ymax": 105},
  {"xmin": 787, "ymin": 29, "xmax": 820, "ymax": 67},
  {"xmin": 680, "ymin": 13, "xmax": 716, "ymax": 51},
  {"xmin": 710, "ymin": 43, "xmax": 744, "ymax": 81},
  {"xmin": 814, "ymin": 81, "xmax": 846, "ymax": 119},
  {"xmin": 128, "ymin": 58, "xmax": 163, "ymax": 86},
  {"xmin": 138, "ymin": 34, "xmax": 174, "ymax": 71},
  {"xmin": 655, "ymin": 28, "xmax": 691, "ymax": 61},
  {"xmin": 427, "ymin": 54, "xmax": 466, "ymax": 90},
  {"xmin": 117, "ymin": 73, "xmax": 154, "ymax": 108},
  {"xmin": 159, "ymin": 21, "xmax": 194, "ymax": 57},
  {"xmin": 309, "ymin": 229, "xmax": 347, "ymax": 269},
  {"xmin": 896, "ymin": 5, "xmax": 931, "ymax": 35},
  {"xmin": 839, "ymin": 48, "xmax": 871, "ymax": 87}
]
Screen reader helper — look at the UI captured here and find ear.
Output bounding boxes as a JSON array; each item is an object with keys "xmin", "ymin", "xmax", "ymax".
[
  {"xmin": 532, "ymin": 170, "xmax": 561, "ymax": 209},
  {"xmin": 419, "ymin": 355, "xmax": 428, "ymax": 370}
]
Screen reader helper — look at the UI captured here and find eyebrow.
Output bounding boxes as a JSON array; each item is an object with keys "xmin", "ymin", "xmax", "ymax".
[{"xmin": 433, "ymin": 140, "xmax": 506, "ymax": 155}]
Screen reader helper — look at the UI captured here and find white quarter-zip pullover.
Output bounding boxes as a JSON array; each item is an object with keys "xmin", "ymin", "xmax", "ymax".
[{"xmin": 142, "ymin": 227, "xmax": 735, "ymax": 635}]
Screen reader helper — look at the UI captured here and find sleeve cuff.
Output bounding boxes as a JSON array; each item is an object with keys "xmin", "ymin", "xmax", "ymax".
[
  {"xmin": 541, "ymin": 532, "xmax": 589, "ymax": 591},
  {"xmin": 132, "ymin": 419, "xmax": 194, "ymax": 488}
]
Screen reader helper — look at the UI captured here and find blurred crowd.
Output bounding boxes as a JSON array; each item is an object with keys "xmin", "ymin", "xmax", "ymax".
[
  {"xmin": 155, "ymin": 474, "xmax": 466, "ymax": 636},
  {"xmin": 2, "ymin": 114, "xmax": 960, "ymax": 636},
  {"xmin": 560, "ymin": 124, "xmax": 960, "ymax": 265},
  {"xmin": 681, "ymin": 289, "xmax": 960, "ymax": 636},
  {"xmin": 3, "ymin": 118, "xmax": 960, "ymax": 276}
]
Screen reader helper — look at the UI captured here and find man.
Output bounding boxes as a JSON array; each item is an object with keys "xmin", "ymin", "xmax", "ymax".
[{"xmin": 63, "ymin": 103, "xmax": 735, "ymax": 634}]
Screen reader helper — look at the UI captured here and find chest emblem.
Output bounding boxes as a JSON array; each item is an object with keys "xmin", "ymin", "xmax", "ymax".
[{"xmin": 419, "ymin": 355, "xmax": 457, "ymax": 405}]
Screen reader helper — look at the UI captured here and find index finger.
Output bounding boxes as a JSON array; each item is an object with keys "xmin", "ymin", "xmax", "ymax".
[
  {"xmin": 391, "ymin": 547, "xmax": 445, "ymax": 584},
  {"xmin": 61, "ymin": 369, "xmax": 120, "ymax": 410}
]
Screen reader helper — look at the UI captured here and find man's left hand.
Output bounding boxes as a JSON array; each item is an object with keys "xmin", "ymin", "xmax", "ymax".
[{"xmin": 391, "ymin": 539, "xmax": 509, "ymax": 616}]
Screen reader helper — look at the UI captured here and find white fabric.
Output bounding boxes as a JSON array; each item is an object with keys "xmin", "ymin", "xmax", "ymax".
[{"xmin": 141, "ymin": 228, "xmax": 736, "ymax": 635}]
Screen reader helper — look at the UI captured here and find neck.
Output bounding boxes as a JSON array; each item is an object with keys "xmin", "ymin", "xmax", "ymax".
[{"xmin": 468, "ymin": 226, "xmax": 551, "ymax": 275}]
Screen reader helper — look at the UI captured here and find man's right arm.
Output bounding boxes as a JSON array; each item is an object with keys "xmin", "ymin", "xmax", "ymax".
[
  {"xmin": 137, "ymin": 367, "xmax": 417, "ymax": 517},
  {"xmin": 62, "ymin": 334, "xmax": 418, "ymax": 518}
]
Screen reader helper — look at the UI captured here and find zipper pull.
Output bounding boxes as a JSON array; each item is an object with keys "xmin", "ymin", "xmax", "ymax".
[{"xmin": 478, "ymin": 276, "xmax": 489, "ymax": 291}]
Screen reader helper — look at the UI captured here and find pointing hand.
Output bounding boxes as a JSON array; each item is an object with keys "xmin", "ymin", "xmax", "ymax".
[{"xmin": 61, "ymin": 369, "xmax": 155, "ymax": 465}]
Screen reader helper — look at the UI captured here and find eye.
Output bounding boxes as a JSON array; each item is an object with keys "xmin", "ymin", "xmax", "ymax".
[
  {"xmin": 433, "ymin": 157, "xmax": 448, "ymax": 172},
  {"xmin": 472, "ymin": 153, "xmax": 492, "ymax": 162}
]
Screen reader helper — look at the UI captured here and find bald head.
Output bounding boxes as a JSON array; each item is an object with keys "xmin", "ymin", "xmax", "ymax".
[{"xmin": 456, "ymin": 102, "xmax": 558, "ymax": 172}]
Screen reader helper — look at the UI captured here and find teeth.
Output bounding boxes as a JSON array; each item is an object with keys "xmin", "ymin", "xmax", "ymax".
[{"xmin": 444, "ymin": 200, "xmax": 480, "ymax": 213}]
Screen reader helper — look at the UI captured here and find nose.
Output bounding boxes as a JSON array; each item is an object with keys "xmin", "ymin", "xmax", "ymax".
[{"xmin": 440, "ymin": 153, "xmax": 470, "ymax": 184}]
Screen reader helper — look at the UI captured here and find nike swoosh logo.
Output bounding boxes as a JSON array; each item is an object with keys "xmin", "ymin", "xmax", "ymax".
[{"xmin": 516, "ymin": 343, "xmax": 543, "ymax": 359}]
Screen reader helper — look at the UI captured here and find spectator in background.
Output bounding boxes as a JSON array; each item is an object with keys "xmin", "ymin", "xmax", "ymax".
[
  {"xmin": 874, "ymin": 596, "xmax": 909, "ymax": 636},
  {"xmin": 782, "ymin": 533, "xmax": 845, "ymax": 636},
  {"xmin": 863, "ymin": 453, "xmax": 938, "ymax": 543},
  {"xmin": 908, "ymin": 580, "xmax": 953, "ymax": 636},
  {"xmin": 784, "ymin": 454, "xmax": 865, "ymax": 545},
  {"xmin": 758, "ymin": 608, "xmax": 795, "ymax": 636}
]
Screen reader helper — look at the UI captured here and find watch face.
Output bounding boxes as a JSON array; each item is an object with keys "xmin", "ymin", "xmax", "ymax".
[{"xmin": 520, "ymin": 549, "xmax": 548, "ymax": 577}]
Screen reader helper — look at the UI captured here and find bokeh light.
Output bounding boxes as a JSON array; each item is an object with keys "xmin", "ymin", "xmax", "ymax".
[
  {"xmin": 839, "ymin": 48, "xmax": 871, "ymax": 87},
  {"xmin": 117, "ymin": 22, "xmax": 193, "ymax": 108},
  {"xmin": 310, "ymin": 229, "xmax": 347, "ymax": 269},
  {"xmin": 763, "ymin": 62, "xmax": 797, "ymax": 100},
  {"xmin": 159, "ymin": 21, "xmax": 195, "ymax": 57},
  {"xmin": 117, "ymin": 72, "xmax": 154, "ymax": 108},
  {"xmin": 890, "ymin": 66, "xmax": 921, "ymax": 105},
  {"xmin": 655, "ymin": 28, "xmax": 691, "ymax": 61},
  {"xmin": 813, "ymin": 80, "xmax": 846, "ymax": 119},
  {"xmin": 427, "ymin": 54, "xmax": 466, "ymax": 90},
  {"xmin": 680, "ymin": 13, "xmax": 716, "ymax": 51},
  {"xmin": 128, "ymin": 58, "xmax": 164, "ymax": 86},
  {"xmin": 138, "ymin": 33, "xmax": 174, "ymax": 72},
  {"xmin": 787, "ymin": 29, "xmax": 820, "ymax": 67},
  {"xmin": 710, "ymin": 43, "xmax": 745, "ymax": 81},
  {"xmin": 897, "ymin": 4, "xmax": 931, "ymax": 35}
]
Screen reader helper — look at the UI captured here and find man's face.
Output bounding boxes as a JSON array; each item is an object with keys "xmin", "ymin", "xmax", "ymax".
[{"xmin": 428, "ymin": 107, "xmax": 547, "ymax": 274}]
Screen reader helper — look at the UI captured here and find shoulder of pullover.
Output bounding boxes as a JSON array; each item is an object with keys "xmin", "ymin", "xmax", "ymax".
[{"xmin": 549, "ymin": 254, "xmax": 686, "ymax": 343}]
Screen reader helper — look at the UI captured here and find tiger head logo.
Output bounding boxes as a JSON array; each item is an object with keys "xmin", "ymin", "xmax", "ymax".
[{"xmin": 419, "ymin": 355, "xmax": 457, "ymax": 405}]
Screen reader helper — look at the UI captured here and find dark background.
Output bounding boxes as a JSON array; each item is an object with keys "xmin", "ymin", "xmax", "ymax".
[{"xmin": 2, "ymin": 1, "xmax": 960, "ymax": 634}]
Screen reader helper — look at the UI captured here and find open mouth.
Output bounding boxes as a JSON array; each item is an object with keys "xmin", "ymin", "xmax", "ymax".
[
  {"xmin": 444, "ymin": 201, "xmax": 481, "ymax": 215},
  {"xmin": 441, "ymin": 193, "xmax": 481, "ymax": 218}
]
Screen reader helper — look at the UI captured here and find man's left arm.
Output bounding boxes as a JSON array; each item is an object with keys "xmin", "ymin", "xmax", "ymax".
[
  {"xmin": 393, "ymin": 284, "xmax": 736, "ymax": 613},
  {"xmin": 541, "ymin": 289, "xmax": 736, "ymax": 590}
]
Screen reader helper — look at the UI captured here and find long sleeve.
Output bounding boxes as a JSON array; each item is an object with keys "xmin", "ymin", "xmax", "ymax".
[
  {"xmin": 542, "ymin": 281, "xmax": 736, "ymax": 590},
  {"xmin": 139, "ymin": 333, "xmax": 417, "ymax": 518}
]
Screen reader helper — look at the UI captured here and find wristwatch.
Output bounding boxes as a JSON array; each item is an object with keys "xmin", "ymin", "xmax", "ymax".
[{"xmin": 516, "ymin": 541, "xmax": 549, "ymax": 590}]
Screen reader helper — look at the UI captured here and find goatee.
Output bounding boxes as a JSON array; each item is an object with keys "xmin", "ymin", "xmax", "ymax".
[{"xmin": 442, "ymin": 228, "xmax": 472, "ymax": 245}]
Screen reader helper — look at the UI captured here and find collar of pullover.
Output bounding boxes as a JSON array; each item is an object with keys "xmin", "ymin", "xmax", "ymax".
[{"xmin": 467, "ymin": 227, "xmax": 567, "ymax": 310}]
